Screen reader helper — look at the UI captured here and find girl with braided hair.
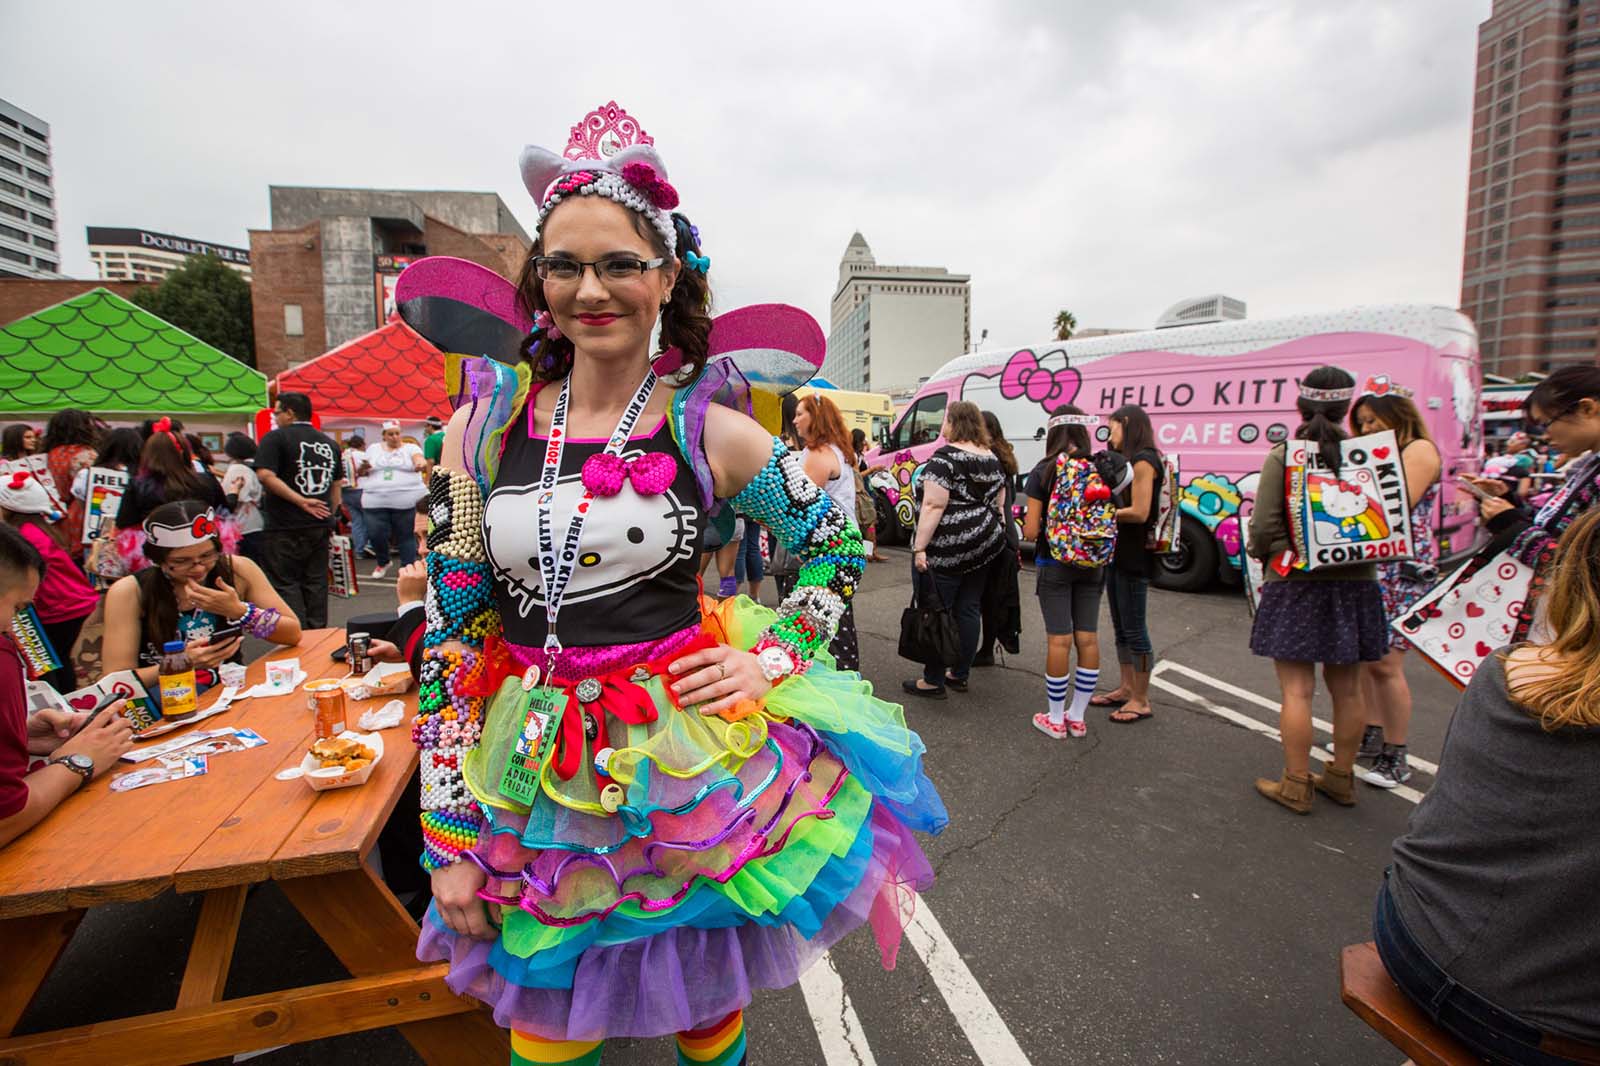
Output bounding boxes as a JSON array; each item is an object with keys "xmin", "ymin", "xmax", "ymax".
[{"xmin": 409, "ymin": 104, "xmax": 944, "ymax": 1066}]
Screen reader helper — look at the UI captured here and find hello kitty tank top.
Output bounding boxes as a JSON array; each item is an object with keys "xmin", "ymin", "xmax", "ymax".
[{"xmin": 484, "ymin": 406, "xmax": 707, "ymax": 650}]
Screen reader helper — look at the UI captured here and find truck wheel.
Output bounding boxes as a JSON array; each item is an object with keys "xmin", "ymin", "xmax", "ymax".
[
  {"xmin": 873, "ymin": 489, "xmax": 905, "ymax": 546},
  {"xmin": 1152, "ymin": 515, "xmax": 1217, "ymax": 593}
]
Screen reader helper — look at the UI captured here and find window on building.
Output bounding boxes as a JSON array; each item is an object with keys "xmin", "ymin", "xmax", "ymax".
[
  {"xmin": 27, "ymin": 192, "xmax": 50, "ymax": 206},
  {"xmin": 0, "ymin": 135, "xmax": 16, "ymax": 152},
  {"xmin": 24, "ymin": 168, "xmax": 46, "ymax": 183},
  {"xmin": 1490, "ymin": 205, "xmax": 1508, "ymax": 220},
  {"xmin": 1497, "ymin": 120, "xmax": 1513, "ymax": 138},
  {"xmin": 20, "ymin": 126, "xmax": 43, "ymax": 142},
  {"xmin": 1551, "ymin": 315, "xmax": 1600, "ymax": 329},
  {"xmin": 1551, "ymin": 337, "xmax": 1596, "ymax": 349},
  {"xmin": 0, "ymin": 223, "xmax": 26, "ymax": 242},
  {"xmin": 33, "ymin": 257, "xmax": 55, "ymax": 272},
  {"xmin": 31, "ymin": 236, "xmax": 53, "ymax": 251},
  {"xmin": 0, "ymin": 246, "xmax": 28, "ymax": 264},
  {"xmin": 1488, "ymin": 247, "xmax": 1504, "ymax": 261},
  {"xmin": 1491, "ymin": 183, "xmax": 1508, "ymax": 200},
  {"xmin": 0, "ymin": 178, "xmax": 18, "ymax": 196},
  {"xmin": 1504, "ymin": 32, "xmax": 1518, "ymax": 49},
  {"xmin": 29, "ymin": 212, "xmax": 48, "ymax": 226},
  {"xmin": 1496, "ymin": 143, "xmax": 1511, "ymax": 159},
  {"xmin": 1490, "ymin": 225, "xmax": 1506, "ymax": 241},
  {"xmin": 1493, "ymin": 162, "xmax": 1510, "ymax": 180},
  {"xmin": 0, "ymin": 202, "xmax": 22, "ymax": 221},
  {"xmin": 284, "ymin": 304, "xmax": 304, "ymax": 337},
  {"xmin": 0, "ymin": 116, "xmax": 15, "ymax": 130},
  {"xmin": 22, "ymin": 146, "xmax": 45, "ymax": 164},
  {"xmin": 0, "ymin": 157, "xmax": 20, "ymax": 174}
]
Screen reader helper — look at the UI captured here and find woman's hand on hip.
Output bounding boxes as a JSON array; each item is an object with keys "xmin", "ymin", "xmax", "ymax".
[
  {"xmin": 431, "ymin": 861, "xmax": 497, "ymax": 939},
  {"xmin": 669, "ymin": 644, "xmax": 772, "ymax": 716}
]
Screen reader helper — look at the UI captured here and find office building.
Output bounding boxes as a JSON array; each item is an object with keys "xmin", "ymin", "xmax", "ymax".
[
  {"xmin": 824, "ymin": 232, "xmax": 970, "ymax": 393},
  {"xmin": 88, "ymin": 226, "xmax": 252, "ymax": 283},
  {"xmin": 1462, "ymin": 0, "xmax": 1600, "ymax": 374},
  {"xmin": 249, "ymin": 187, "xmax": 530, "ymax": 376},
  {"xmin": 0, "ymin": 99, "xmax": 59, "ymax": 279}
]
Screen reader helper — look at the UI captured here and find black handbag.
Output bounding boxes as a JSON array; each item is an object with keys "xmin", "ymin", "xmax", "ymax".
[{"xmin": 898, "ymin": 569, "xmax": 961, "ymax": 665}]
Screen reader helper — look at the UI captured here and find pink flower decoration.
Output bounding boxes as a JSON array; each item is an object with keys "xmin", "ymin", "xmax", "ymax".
[
  {"xmin": 534, "ymin": 310, "xmax": 562, "ymax": 341},
  {"xmin": 620, "ymin": 162, "xmax": 680, "ymax": 210},
  {"xmin": 581, "ymin": 451, "xmax": 677, "ymax": 497}
]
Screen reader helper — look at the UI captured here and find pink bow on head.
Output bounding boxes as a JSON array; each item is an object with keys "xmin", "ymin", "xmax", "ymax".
[{"xmin": 580, "ymin": 451, "xmax": 677, "ymax": 497}]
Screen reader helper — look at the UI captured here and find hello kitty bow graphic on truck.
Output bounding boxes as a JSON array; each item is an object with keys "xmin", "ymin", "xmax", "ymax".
[{"xmin": 1283, "ymin": 429, "xmax": 1413, "ymax": 571}]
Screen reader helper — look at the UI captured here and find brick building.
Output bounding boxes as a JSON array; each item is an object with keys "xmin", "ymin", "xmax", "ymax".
[
  {"xmin": 249, "ymin": 187, "xmax": 530, "ymax": 377},
  {"xmin": 1463, "ymin": 0, "xmax": 1600, "ymax": 376}
]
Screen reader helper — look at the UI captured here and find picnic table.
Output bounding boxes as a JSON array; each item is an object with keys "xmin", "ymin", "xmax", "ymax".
[{"xmin": 0, "ymin": 629, "xmax": 508, "ymax": 1066}]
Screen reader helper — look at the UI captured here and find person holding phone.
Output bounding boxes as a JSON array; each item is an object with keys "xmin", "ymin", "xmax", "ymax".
[
  {"xmin": 101, "ymin": 500, "xmax": 301, "ymax": 699},
  {"xmin": 0, "ymin": 523, "xmax": 135, "ymax": 848}
]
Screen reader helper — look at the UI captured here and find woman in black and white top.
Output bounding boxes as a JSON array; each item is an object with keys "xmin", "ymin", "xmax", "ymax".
[{"xmin": 904, "ymin": 400, "xmax": 1008, "ymax": 699}]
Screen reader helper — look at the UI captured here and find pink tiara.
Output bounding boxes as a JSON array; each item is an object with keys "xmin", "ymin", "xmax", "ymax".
[{"xmin": 564, "ymin": 101, "xmax": 654, "ymax": 161}]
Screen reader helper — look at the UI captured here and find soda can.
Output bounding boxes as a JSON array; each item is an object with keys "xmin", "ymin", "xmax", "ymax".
[
  {"xmin": 305, "ymin": 679, "xmax": 347, "ymax": 740},
  {"xmin": 347, "ymin": 633, "xmax": 372, "ymax": 676}
]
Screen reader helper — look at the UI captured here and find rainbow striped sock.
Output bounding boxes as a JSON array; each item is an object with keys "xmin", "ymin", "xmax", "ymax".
[
  {"xmin": 676, "ymin": 1009, "xmax": 748, "ymax": 1066},
  {"xmin": 510, "ymin": 1029, "xmax": 604, "ymax": 1066}
]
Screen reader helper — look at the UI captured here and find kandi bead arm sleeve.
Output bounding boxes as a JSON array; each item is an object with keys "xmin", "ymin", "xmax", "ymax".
[
  {"xmin": 416, "ymin": 468, "xmax": 500, "ymax": 870},
  {"xmin": 731, "ymin": 438, "xmax": 866, "ymax": 675}
]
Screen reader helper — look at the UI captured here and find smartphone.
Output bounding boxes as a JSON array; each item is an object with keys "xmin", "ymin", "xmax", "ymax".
[
  {"xmin": 1456, "ymin": 475, "xmax": 1495, "ymax": 502},
  {"xmin": 207, "ymin": 624, "xmax": 244, "ymax": 645}
]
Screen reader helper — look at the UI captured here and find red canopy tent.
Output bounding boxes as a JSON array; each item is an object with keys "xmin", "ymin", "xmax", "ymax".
[{"xmin": 270, "ymin": 315, "xmax": 448, "ymax": 441}]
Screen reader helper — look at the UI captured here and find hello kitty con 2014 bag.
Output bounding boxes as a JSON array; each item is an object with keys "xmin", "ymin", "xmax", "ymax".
[{"xmin": 1283, "ymin": 429, "xmax": 1414, "ymax": 572}]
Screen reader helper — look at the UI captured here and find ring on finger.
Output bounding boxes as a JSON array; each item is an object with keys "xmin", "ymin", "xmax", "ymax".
[{"xmin": 717, "ymin": 661, "xmax": 727, "ymax": 680}]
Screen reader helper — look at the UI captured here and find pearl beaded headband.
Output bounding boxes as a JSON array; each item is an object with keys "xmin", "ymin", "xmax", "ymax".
[{"xmin": 520, "ymin": 102, "xmax": 679, "ymax": 254}]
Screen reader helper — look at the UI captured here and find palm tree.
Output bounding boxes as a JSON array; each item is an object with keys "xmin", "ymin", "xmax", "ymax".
[{"xmin": 1053, "ymin": 310, "xmax": 1077, "ymax": 341}]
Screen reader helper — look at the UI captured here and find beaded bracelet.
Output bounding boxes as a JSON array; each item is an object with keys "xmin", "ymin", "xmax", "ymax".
[
  {"xmin": 732, "ymin": 439, "xmax": 867, "ymax": 667},
  {"xmin": 225, "ymin": 602, "xmax": 281, "ymax": 640},
  {"xmin": 414, "ymin": 646, "xmax": 488, "ymax": 868},
  {"xmin": 421, "ymin": 808, "xmax": 483, "ymax": 871}
]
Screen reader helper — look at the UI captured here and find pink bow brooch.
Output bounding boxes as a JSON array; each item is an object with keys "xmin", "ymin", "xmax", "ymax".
[{"xmin": 580, "ymin": 451, "xmax": 677, "ymax": 497}]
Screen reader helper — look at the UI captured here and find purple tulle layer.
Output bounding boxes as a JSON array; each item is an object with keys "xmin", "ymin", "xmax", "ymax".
[{"xmin": 417, "ymin": 803, "xmax": 933, "ymax": 1040}]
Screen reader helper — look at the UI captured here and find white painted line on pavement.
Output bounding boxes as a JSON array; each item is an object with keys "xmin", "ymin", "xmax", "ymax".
[
  {"xmin": 799, "ymin": 951, "xmax": 880, "ymax": 1066},
  {"xmin": 1149, "ymin": 672, "xmax": 1425, "ymax": 805},
  {"xmin": 1156, "ymin": 661, "xmax": 1440, "ymax": 777},
  {"xmin": 902, "ymin": 900, "xmax": 1034, "ymax": 1065}
]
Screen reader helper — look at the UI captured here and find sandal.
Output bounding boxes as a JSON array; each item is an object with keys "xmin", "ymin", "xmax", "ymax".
[
  {"xmin": 1109, "ymin": 706, "xmax": 1153, "ymax": 723},
  {"xmin": 1089, "ymin": 691, "xmax": 1129, "ymax": 707}
]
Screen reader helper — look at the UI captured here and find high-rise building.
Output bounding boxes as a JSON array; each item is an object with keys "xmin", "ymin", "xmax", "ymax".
[
  {"xmin": 824, "ymin": 232, "xmax": 970, "ymax": 393},
  {"xmin": 88, "ymin": 227, "xmax": 252, "ymax": 283},
  {"xmin": 249, "ymin": 187, "xmax": 530, "ymax": 377},
  {"xmin": 1463, "ymin": 0, "xmax": 1600, "ymax": 375},
  {"xmin": 0, "ymin": 99, "xmax": 59, "ymax": 279}
]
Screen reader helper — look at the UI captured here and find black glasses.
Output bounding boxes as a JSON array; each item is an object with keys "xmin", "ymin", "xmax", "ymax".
[
  {"xmin": 1524, "ymin": 408, "xmax": 1570, "ymax": 435},
  {"xmin": 532, "ymin": 256, "xmax": 666, "ymax": 283}
]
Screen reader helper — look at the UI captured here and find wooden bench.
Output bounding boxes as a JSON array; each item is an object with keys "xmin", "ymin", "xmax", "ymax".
[{"xmin": 1340, "ymin": 942, "xmax": 1480, "ymax": 1066}]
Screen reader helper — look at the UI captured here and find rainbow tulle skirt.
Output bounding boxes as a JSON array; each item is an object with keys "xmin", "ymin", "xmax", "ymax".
[{"xmin": 417, "ymin": 595, "xmax": 948, "ymax": 1040}]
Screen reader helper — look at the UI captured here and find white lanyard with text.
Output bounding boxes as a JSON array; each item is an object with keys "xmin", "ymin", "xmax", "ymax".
[{"xmin": 535, "ymin": 370, "xmax": 657, "ymax": 653}]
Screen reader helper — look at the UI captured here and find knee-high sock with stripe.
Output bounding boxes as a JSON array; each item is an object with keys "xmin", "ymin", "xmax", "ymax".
[
  {"xmin": 510, "ymin": 1029, "xmax": 603, "ymax": 1066},
  {"xmin": 1045, "ymin": 673, "xmax": 1070, "ymax": 726},
  {"xmin": 677, "ymin": 1009, "xmax": 748, "ymax": 1066},
  {"xmin": 1068, "ymin": 666, "xmax": 1099, "ymax": 724}
]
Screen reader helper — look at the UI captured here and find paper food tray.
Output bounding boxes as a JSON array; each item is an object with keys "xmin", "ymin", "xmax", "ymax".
[
  {"xmin": 298, "ymin": 730, "xmax": 384, "ymax": 791},
  {"xmin": 340, "ymin": 661, "xmax": 412, "ymax": 701}
]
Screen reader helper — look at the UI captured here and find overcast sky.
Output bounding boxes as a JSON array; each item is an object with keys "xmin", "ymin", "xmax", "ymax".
[{"xmin": 5, "ymin": 0, "xmax": 1486, "ymax": 351}]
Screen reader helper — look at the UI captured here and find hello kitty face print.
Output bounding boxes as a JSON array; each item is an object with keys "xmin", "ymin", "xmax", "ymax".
[{"xmin": 483, "ymin": 452, "xmax": 698, "ymax": 620}]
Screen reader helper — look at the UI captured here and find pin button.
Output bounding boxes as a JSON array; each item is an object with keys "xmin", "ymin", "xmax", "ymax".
[
  {"xmin": 600, "ymin": 783, "xmax": 625, "ymax": 813},
  {"xmin": 575, "ymin": 677, "xmax": 602, "ymax": 703}
]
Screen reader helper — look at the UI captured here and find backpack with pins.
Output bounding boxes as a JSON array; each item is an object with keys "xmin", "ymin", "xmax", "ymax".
[{"xmin": 1046, "ymin": 450, "xmax": 1131, "ymax": 568}]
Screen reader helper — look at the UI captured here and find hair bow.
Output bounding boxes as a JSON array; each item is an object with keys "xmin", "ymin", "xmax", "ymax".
[
  {"xmin": 191, "ymin": 513, "xmax": 218, "ymax": 538},
  {"xmin": 153, "ymin": 416, "xmax": 172, "ymax": 433},
  {"xmin": 685, "ymin": 250, "xmax": 710, "ymax": 275},
  {"xmin": 7, "ymin": 471, "xmax": 28, "ymax": 490},
  {"xmin": 580, "ymin": 451, "xmax": 677, "ymax": 497}
]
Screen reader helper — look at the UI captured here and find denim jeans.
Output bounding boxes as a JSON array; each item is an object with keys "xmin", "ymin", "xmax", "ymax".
[
  {"xmin": 923, "ymin": 567, "xmax": 986, "ymax": 686},
  {"xmin": 1374, "ymin": 872, "xmax": 1591, "ymax": 1065},
  {"xmin": 364, "ymin": 505, "xmax": 418, "ymax": 567},
  {"xmin": 344, "ymin": 488, "xmax": 368, "ymax": 554},
  {"xmin": 734, "ymin": 525, "xmax": 764, "ymax": 585},
  {"xmin": 1105, "ymin": 568, "xmax": 1153, "ymax": 667}
]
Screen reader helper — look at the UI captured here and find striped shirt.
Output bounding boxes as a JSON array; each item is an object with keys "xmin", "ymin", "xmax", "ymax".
[{"xmin": 919, "ymin": 445, "xmax": 1007, "ymax": 573}]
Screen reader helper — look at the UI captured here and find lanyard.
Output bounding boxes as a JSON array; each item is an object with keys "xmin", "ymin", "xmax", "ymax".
[{"xmin": 535, "ymin": 370, "xmax": 657, "ymax": 653}]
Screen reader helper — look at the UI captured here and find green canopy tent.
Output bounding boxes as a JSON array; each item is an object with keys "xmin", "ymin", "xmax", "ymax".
[{"xmin": 0, "ymin": 288, "xmax": 267, "ymax": 430}]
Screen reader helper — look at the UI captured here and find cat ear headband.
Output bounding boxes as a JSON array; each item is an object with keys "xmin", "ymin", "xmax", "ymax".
[
  {"xmin": 1048, "ymin": 413, "xmax": 1099, "ymax": 429},
  {"xmin": 145, "ymin": 508, "xmax": 219, "ymax": 550},
  {"xmin": 1360, "ymin": 375, "xmax": 1413, "ymax": 399},
  {"xmin": 520, "ymin": 102, "xmax": 679, "ymax": 254}
]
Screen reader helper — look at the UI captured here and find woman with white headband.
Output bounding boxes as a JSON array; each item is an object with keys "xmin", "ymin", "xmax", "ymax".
[
  {"xmin": 410, "ymin": 103, "xmax": 945, "ymax": 1066},
  {"xmin": 360, "ymin": 419, "xmax": 426, "ymax": 579},
  {"xmin": 1246, "ymin": 365, "xmax": 1387, "ymax": 815}
]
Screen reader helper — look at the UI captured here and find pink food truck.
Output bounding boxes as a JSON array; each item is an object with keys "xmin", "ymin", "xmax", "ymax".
[{"xmin": 863, "ymin": 303, "xmax": 1483, "ymax": 591}]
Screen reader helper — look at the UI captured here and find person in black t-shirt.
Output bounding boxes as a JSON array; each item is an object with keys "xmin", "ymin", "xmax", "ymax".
[
  {"xmin": 1094, "ymin": 404, "xmax": 1162, "ymax": 723},
  {"xmin": 254, "ymin": 392, "xmax": 343, "ymax": 629}
]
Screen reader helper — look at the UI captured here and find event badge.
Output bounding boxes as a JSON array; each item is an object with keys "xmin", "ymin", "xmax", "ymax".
[{"xmin": 498, "ymin": 684, "xmax": 564, "ymax": 805}]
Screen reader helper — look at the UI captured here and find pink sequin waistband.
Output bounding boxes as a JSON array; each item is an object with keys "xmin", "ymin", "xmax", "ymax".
[{"xmin": 502, "ymin": 624, "xmax": 703, "ymax": 686}]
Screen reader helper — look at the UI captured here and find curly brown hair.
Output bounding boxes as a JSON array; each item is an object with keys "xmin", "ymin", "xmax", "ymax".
[{"xmin": 514, "ymin": 209, "xmax": 713, "ymax": 386}]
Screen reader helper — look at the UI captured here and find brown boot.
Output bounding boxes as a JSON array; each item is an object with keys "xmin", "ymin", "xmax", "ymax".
[
  {"xmin": 1311, "ymin": 763, "xmax": 1357, "ymax": 807},
  {"xmin": 1255, "ymin": 770, "xmax": 1313, "ymax": 814}
]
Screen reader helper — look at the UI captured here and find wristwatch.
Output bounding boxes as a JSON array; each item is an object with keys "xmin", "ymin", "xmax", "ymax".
[{"xmin": 47, "ymin": 753, "xmax": 94, "ymax": 789}]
